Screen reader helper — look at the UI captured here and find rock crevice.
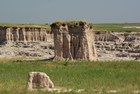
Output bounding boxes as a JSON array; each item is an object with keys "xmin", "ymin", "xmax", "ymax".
[
  {"xmin": 95, "ymin": 31, "xmax": 140, "ymax": 60},
  {"xmin": 0, "ymin": 26, "xmax": 52, "ymax": 44},
  {"xmin": 51, "ymin": 21, "xmax": 97, "ymax": 61}
]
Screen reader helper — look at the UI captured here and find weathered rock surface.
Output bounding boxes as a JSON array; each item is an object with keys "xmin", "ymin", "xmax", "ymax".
[
  {"xmin": 0, "ymin": 26, "xmax": 52, "ymax": 44},
  {"xmin": 51, "ymin": 21, "xmax": 97, "ymax": 61},
  {"xmin": 0, "ymin": 25, "xmax": 54, "ymax": 59},
  {"xmin": 0, "ymin": 24, "xmax": 139, "ymax": 61},
  {"xmin": 27, "ymin": 72, "xmax": 54, "ymax": 90},
  {"xmin": 95, "ymin": 31, "xmax": 140, "ymax": 61},
  {"xmin": 95, "ymin": 31, "xmax": 125, "ymax": 42},
  {"xmin": 0, "ymin": 42, "xmax": 54, "ymax": 59}
]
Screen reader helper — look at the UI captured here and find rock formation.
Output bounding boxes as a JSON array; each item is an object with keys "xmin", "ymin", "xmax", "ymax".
[
  {"xmin": 0, "ymin": 23, "xmax": 139, "ymax": 61},
  {"xmin": 51, "ymin": 21, "xmax": 97, "ymax": 61},
  {"xmin": 0, "ymin": 26, "xmax": 52, "ymax": 44},
  {"xmin": 27, "ymin": 72, "xmax": 54, "ymax": 90},
  {"xmin": 95, "ymin": 31, "xmax": 140, "ymax": 60},
  {"xmin": 95, "ymin": 31, "xmax": 124, "ymax": 42}
]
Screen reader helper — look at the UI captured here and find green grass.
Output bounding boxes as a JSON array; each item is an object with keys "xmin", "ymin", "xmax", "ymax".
[
  {"xmin": 1, "ymin": 22, "xmax": 140, "ymax": 32},
  {"xmin": 0, "ymin": 58, "xmax": 140, "ymax": 94},
  {"xmin": 0, "ymin": 23, "xmax": 51, "ymax": 30},
  {"xmin": 93, "ymin": 23, "xmax": 140, "ymax": 32}
]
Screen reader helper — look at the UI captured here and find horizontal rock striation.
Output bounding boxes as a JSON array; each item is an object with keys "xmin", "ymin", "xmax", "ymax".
[
  {"xmin": 95, "ymin": 31, "xmax": 140, "ymax": 60},
  {"xmin": 0, "ymin": 26, "xmax": 52, "ymax": 44},
  {"xmin": 0, "ymin": 24, "xmax": 139, "ymax": 61},
  {"xmin": 95, "ymin": 31, "xmax": 125, "ymax": 42}
]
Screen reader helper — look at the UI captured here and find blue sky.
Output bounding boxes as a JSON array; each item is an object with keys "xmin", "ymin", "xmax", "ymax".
[{"xmin": 0, "ymin": 0, "xmax": 140, "ymax": 23}]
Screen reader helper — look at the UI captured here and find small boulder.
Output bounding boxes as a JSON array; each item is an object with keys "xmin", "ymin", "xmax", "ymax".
[{"xmin": 27, "ymin": 72, "xmax": 54, "ymax": 90}]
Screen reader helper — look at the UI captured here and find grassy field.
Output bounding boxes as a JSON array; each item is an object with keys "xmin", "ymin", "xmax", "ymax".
[
  {"xmin": 1, "ymin": 22, "xmax": 140, "ymax": 32},
  {"xmin": 0, "ymin": 58, "xmax": 140, "ymax": 94},
  {"xmin": 0, "ymin": 23, "xmax": 50, "ymax": 30},
  {"xmin": 93, "ymin": 23, "xmax": 140, "ymax": 32}
]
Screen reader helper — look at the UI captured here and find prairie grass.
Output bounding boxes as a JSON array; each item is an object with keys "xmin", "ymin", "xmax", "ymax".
[
  {"xmin": 93, "ymin": 23, "xmax": 140, "ymax": 32},
  {"xmin": 1, "ymin": 22, "xmax": 140, "ymax": 32},
  {"xmin": 0, "ymin": 59, "xmax": 140, "ymax": 94},
  {"xmin": 0, "ymin": 23, "xmax": 50, "ymax": 30}
]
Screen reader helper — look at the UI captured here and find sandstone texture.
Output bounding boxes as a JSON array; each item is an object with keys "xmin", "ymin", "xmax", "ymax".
[
  {"xmin": 27, "ymin": 72, "xmax": 54, "ymax": 90},
  {"xmin": 0, "ymin": 42, "xmax": 54, "ymax": 59},
  {"xmin": 0, "ymin": 25, "xmax": 54, "ymax": 59},
  {"xmin": 95, "ymin": 31, "xmax": 140, "ymax": 61},
  {"xmin": 51, "ymin": 21, "xmax": 97, "ymax": 61},
  {"xmin": 0, "ymin": 24, "xmax": 139, "ymax": 61},
  {"xmin": 0, "ymin": 26, "xmax": 51, "ymax": 44}
]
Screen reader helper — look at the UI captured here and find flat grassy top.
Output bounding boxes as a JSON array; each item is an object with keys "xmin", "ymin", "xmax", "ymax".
[
  {"xmin": 0, "ymin": 58, "xmax": 140, "ymax": 94},
  {"xmin": 1, "ymin": 22, "xmax": 140, "ymax": 32},
  {"xmin": 93, "ymin": 23, "xmax": 140, "ymax": 32},
  {"xmin": 0, "ymin": 23, "xmax": 50, "ymax": 30}
]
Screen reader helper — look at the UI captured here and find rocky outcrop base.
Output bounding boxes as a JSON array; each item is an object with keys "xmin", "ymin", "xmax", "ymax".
[
  {"xmin": 51, "ymin": 21, "xmax": 97, "ymax": 61},
  {"xmin": 0, "ymin": 26, "xmax": 52, "ymax": 44},
  {"xmin": 95, "ymin": 31, "xmax": 140, "ymax": 61}
]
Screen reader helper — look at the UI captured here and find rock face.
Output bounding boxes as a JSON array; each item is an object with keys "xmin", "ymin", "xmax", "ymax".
[
  {"xmin": 0, "ymin": 26, "xmax": 52, "ymax": 44},
  {"xmin": 95, "ymin": 31, "xmax": 140, "ymax": 60},
  {"xmin": 0, "ymin": 42, "xmax": 54, "ymax": 59},
  {"xmin": 95, "ymin": 31, "xmax": 124, "ymax": 42},
  {"xmin": 51, "ymin": 21, "xmax": 97, "ymax": 61},
  {"xmin": 27, "ymin": 72, "xmax": 54, "ymax": 90},
  {"xmin": 0, "ymin": 24, "xmax": 139, "ymax": 61}
]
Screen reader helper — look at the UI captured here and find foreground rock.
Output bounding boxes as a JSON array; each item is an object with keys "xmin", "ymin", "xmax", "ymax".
[
  {"xmin": 51, "ymin": 21, "xmax": 97, "ymax": 61},
  {"xmin": 27, "ymin": 72, "xmax": 54, "ymax": 90}
]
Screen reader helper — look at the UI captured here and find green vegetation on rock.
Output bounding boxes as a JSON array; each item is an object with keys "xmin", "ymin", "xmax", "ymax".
[
  {"xmin": 1, "ymin": 22, "xmax": 140, "ymax": 32},
  {"xmin": 0, "ymin": 23, "xmax": 51, "ymax": 30}
]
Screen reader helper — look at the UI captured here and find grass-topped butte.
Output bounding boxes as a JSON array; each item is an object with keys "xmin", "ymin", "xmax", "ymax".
[
  {"xmin": 52, "ymin": 20, "xmax": 87, "ymax": 25},
  {"xmin": 0, "ymin": 23, "xmax": 51, "ymax": 30},
  {"xmin": 51, "ymin": 21, "xmax": 93, "ymax": 29},
  {"xmin": 0, "ymin": 58, "xmax": 139, "ymax": 94},
  {"xmin": 51, "ymin": 21, "xmax": 93, "ymax": 28},
  {"xmin": 0, "ymin": 22, "xmax": 140, "ymax": 32}
]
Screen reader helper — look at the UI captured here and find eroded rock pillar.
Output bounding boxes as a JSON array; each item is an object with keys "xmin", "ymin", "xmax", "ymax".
[{"xmin": 51, "ymin": 21, "xmax": 97, "ymax": 61}]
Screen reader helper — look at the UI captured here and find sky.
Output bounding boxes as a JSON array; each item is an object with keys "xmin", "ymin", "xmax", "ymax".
[{"xmin": 0, "ymin": 0, "xmax": 140, "ymax": 24}]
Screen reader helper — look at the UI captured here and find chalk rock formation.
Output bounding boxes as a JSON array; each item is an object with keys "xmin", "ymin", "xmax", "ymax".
[
  {"xmin": 27, "ymin": 72, "xmax": 54, "ymax": 90},
  {"xmin": 95, "ymin": 31, "xmax": 140, "ymax": 60},
  {"xmin": 0, "ymin": 26, "xmax": 52, "ymax": 44},
  {"xmin": 51, "ymin": 21, "xmax": 97, "ymax": 61},
  {"xmin": 95, "ymin": 31, "xmax": 124, "ymax": 42}
]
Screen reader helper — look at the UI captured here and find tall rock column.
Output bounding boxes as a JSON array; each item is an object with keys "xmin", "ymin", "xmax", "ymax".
[
  {"xmin": 51, "ymin": 21, "xmax": 97, "ymax": 61},
  {"xmin": 0, "ymin": 26, "xmax": 7, "ymax": 44},
  {"xmin": 6, "ymin": 27, "xmax": 12, "ymax": 42},
  {"xmin": 51, "ymin": 23, "xmax": 64, "ymax": 60}
]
